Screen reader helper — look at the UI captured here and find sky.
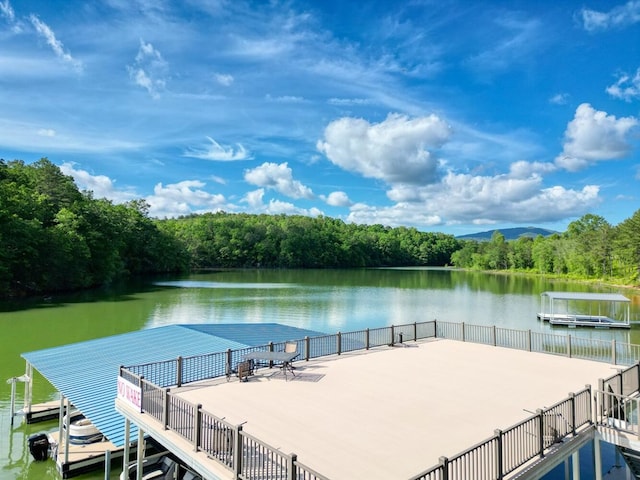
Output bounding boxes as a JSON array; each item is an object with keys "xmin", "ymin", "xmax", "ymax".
[{"xmin": 1, "ymin": 0, "xmax": 639, "ymax": 236}]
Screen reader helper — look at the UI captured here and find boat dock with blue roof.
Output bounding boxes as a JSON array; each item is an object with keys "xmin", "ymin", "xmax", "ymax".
[{"xmin": 15, "ymin": 323, "xmax": 327, "ymax": 477}]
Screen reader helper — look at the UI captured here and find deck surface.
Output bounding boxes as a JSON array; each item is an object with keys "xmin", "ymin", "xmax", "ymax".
[{"xmin": 120, "ymin": 338, "xmax": 620, "ymax": 480}]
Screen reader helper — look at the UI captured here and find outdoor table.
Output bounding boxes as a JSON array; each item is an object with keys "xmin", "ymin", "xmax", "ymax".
[{"xmin": 241, "ymin": 351, "xmax": 298, "ymax": 379}]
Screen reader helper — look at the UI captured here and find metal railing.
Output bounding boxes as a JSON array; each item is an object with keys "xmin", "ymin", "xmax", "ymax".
[{"xmin": 120, "ymin": 320, "xmax": 640, "ymax": 480}]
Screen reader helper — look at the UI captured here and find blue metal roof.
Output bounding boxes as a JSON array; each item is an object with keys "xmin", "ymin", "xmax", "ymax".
[{"xmin": 21, "ymin": 323, "xmax": 326, "ymax": 447}]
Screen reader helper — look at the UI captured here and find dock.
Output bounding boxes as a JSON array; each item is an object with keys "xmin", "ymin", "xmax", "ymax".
[
  {"xmin": 48, "ymin": 431, "xmax": 124, "ymax": 478},
  {"xmin": 538, "ymin": 291, "xmax": 631, "ymax": 329},
  {"xmin": 20, "ymin": 400, "xmax": 77, "ymax": 424}
]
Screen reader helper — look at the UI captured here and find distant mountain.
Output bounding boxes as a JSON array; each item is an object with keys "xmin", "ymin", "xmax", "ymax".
[{"xmin": 456, "ymin": 227, "xmax": 558, "ymax": 241}]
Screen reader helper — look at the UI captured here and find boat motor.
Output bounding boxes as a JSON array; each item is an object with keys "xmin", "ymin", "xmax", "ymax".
[{"xmin": 27, "ymin": 433, "xmax": 50, "ymax": 461}]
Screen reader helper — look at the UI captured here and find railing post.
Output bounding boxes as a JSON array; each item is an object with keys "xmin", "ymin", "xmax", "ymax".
[
  {"xmin": 139, "ymin": 375, "xmax": 145, "ymax": 412},
  {"xmin": 226, "ymin": 349, "xmax": 232, "ymax": 378},
  {"xmin": 162, "ymin": 388, "xmax": 170, "ymax": 429},
  {"xmin": 288, "ymin": 453, "xmax": 297, "ymax": 480},
  {"xmin": 527, "ymin": 329, "xmax": 532, "ymax": 352},
  {"xmin": 234, "ymin": 425, "xmax": 243, "ymax": 479},
  {"xmin": 304, "ymin": 337, "xmax": 310, "ymax": 361},
  {"xmin": 585, "ymin": 384, "xmax": 592, "ymax": 425},
  {"xmin": 391, "ymin": 325, "xmax": 396, "ymax": 346},
  {"xmin": 494, "ymin": 429, "xmax": 503, "ymax": 480},
  {"xmin": 461, "ymin": 322, "xmax": 465, "ymax": 342},
  {"xmin": 365, "ymin": 329, "xmax": 370, "ymax": 350},
  {"xmin": 492, "ymin": 326, "xmax": 497, "ymax": 347},
  {"xmin": 569, "ymin": 392, "xmax": 576, "ymax": 436},
  {"xmin": 567, "ymin": 335, "xmax": 572, "ymax": 358},
  {"xmin": 439, "ymin": 456, "xmax": 449, "ymax": 480},
  {"xmin": 612, "ymin": 339, "xmax": 617, "ymax": 365},
  {"xmin": 269, "ymin": 342, "xmax": 274, "ymax": 368},
  {"xmin": 413, "ymin": 322, "xmax": 417, "ymax": 341},
  {"xmin": 537, "ymin": 409, "xmax": 545, "ymax": 458},
  {"xmin": 176, "ymin": 356, "xmax": 183, "ymax": 387},
  {"xmin": 337, "ymin": 332, "xmax": 342, "ymax": 355},
  {"xmin": 194, "ymin": 404, "xmax": 202, "ymax": 451},
  {"xmin": 434, "ymin": 319, "xmax": 438, "ymax": 338},
  {"xmin": 598, "ymin": 378, "xmax": 605, "ymax": 419}
]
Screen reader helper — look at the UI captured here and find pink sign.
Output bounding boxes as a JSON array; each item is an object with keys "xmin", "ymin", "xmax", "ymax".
[{"xmin": 117, "ymin": 376, "xmax": 142, "ymax": 412}]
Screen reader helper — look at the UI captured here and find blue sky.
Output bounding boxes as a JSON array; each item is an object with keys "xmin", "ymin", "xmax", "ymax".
[{"xmin": 1, "ymin": 0, "xmax": 639, "ymax": 236}]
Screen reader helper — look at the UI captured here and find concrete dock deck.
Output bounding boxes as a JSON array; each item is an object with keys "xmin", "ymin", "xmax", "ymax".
[{"xmin": 120, "ymin": 338, "xmax": 620, "ymax": 480}]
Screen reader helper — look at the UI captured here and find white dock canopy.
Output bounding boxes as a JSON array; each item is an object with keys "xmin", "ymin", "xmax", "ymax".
[
  {"xmin": 539, "ymin": 291, "xmax": 631, "ymax": 326},
  {"xmin": 541, "ymin": 292, "xmax": 630, "ymax": 303}
]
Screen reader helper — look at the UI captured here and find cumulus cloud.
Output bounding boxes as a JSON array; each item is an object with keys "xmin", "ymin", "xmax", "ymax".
[
  {"xmin": 127, "ymin": 39, "xmax": 168, "ymax": 98},
  {"xmin": 183, "ymin": 137, "xmax": 251, "ymax": 161},
  {"xmin": 244, "ymin": 162, "xmax": 314, "ymax": 199},
  {"xmin": 606, "ymin": 68, "xmax": 640, "ymax": 101},
  {"xmin": 60, "ymin": 162, "xmax": 137, "ymax": 203},
  {"xmin": 30, "ymin": 14, "xmax": 82, "ymax": 72},
  {"xmin": 555, "ymin": 103, "xmax": 638, "ymax": 171},
  {"xmin": 323, "ymin": 191, "xmax": 352, "ymax": 207},
  {"xmin": 349, "ymin": 171, "xmax": 601, "ymax": 228},
  {"xmin": 147, "ymin": 180, "xmax": 226, "ymax": 217},
  {"xmin": 579, "ymin": 1, "xmax": 640, "ymax": 32},
  {"xmin": 317, "ymin": 113, "xmax": 451, "ymax": 185}
]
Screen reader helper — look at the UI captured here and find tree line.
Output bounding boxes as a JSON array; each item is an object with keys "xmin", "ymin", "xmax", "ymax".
[
  {"xmin": 0, "ymin": 158, "xmax": 188, "ymax": 297},
  {"xmin": 3, "ymin": 158, "xmax": 637, "ymax": 298},
  {"xmin": 450, "ymin": 213, "xmax": 640, "ymax": 285},
  {"xmin": 0, "ymin": 158, "xmax": 462, "ymax": 298}
]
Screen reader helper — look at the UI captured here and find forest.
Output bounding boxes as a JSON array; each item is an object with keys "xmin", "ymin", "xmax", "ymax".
[
  {"xmin": 1, "ymin": 158, "xmax": 638, "ymax": 298},
  {"xmin": 0, "ymin": 159, "xmax": 460, "ymax": 298},
  {"xmin": 450, "ymin": 213, "xmax": 640, "ymax": 286}
]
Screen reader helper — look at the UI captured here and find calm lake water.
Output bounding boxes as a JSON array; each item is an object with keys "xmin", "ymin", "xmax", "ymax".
[{"xmin": 1, "ymin": 268, "xmax": 639, "ymax": 479}]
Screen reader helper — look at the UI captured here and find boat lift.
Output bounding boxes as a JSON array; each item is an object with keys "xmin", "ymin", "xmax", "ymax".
[{"xmin": 538, "ymin": 292, "xmax": 631, "ymax": 329}]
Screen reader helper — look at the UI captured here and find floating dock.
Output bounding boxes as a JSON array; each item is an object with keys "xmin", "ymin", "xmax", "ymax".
[
  {"xmin": 537, "ymin": 291, "xmax": 631, "ymax": 329},
  {"xmin": 20, "ymin": 400, "xmax": 77, "ymax": 424},
  {"xmin": 48, "ymin": 431, "xmax": 124, "ymax": 478}
]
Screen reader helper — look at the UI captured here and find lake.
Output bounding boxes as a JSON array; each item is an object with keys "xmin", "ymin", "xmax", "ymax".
[{"xmin": 1, "ymin": 268, "xmax": 639, "ymax": 479}]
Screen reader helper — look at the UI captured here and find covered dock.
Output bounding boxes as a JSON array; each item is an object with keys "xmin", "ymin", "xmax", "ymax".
[
  {"xmin": 537, "ymin": 291, "xmax": 631, "ymax": 329},
  {"xmin": 16, "ymin": 323, "xmax": 326, "ymax": 477}
]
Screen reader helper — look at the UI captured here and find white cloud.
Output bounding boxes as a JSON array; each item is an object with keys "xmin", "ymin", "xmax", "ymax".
[
  {"xmin": 323, "ymin": 191, "xmax": 352, "ymax": 207},
  {"xmin": 60, "ymin": 162, "xmax": 137, "ymax": 203},
  {"xmin": 127, "ymin": 39, "xmax": 167, "ymax": 98},
  {"xmin": 549, "ymin": 93, "xmax": 569, "ymax": 105},
  {"xmin": 215, "ymin": 73, "xmax": 234, "ymax": 86},
  {"xmin": 183, "ymin": 137, "xmax": 251, "ymax": 161},
  {"xmin": 265, "ymin": 94, "xmax": 305, "ymax": 103},
  {"xmin": 244, "ymin": 162, "xmax": 314, "ymax": 199},
  {"xmin": 0, "ymin": 0, "xmax": 15, "ymax": 23},
  {"xmin": 317, "ymin": 113, "xmax": 451, "ymax": 185},
  {"xmin": 147, "ymin": 180, "xmax": 226, "ymax": 218},
  {"xmin": 555, "ymin": 103, "xmax": 638, "ymax": 171},
  {"xmin": 580, "ymin": 1, "xmax": 640, "ymax": 32},
  {"xmin": 606, "ymin": 68, "xmax": 640, "ymax": 101},
  {"xmin": 29, "ymin": 14, "xmax": 82, "ymax": 72},
  {"xmin": 349, "ymin": 171, "xmax": 601, "ymax": 228},
  {"xmin": 37, "ymin": 128, "xmax": 56, "ymax": 137},
  {"xmin": 243, "ymin": 189, "xmax": 265, "ymax": 209},
  {"xmin": 328, "ymin": 98, "xmax": 372, "ymax": 106},
  {"xmin": 508, "ymin": 160, "xmax": 557, "ymax": 178}
]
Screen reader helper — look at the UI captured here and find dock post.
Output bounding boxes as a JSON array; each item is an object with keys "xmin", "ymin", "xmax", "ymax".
[
  {"xmin": 104, "ymin": 450, "xmax": 111, "ymax": 479},
  {"xmin": 136, "ymin": 428, "xmax": 145, "ymax": 480},
  {"xmin": 25, "ymin": 362, "xmax": 33, "ymax": 416},
  {"xmin": 9, "ymin": 378, "xmax": 16, "ymax": 426},
  {"xmin": 64, "ymin": 397, "xmax": 71, "ymax": 466},
  {"xmin": 58, "ymin": 395, "xmax": 65, "ymax": 450},
  {"xmin": 123, "ymin": 418, "xmax": 130, "ymax": 477}
]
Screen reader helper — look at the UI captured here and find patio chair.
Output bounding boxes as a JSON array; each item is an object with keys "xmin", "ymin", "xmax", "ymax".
[{"xmin": 282, "ymin": 341, "xmax": 299, "ymax": 376}]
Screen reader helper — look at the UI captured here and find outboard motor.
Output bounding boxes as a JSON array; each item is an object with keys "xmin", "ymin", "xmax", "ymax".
[{"xmin": 28, "ymin": 433, "xmax": 50, "ymax": 461}]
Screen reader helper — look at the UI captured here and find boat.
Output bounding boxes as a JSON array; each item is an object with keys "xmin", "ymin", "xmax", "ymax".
[
  {"xmin": 537, "ymin": 291, "xmax": 631, "ymax": 329},
  {"xmin": 62, "ymin": 413, "xmax": 104, "ymax": 445},
  {"xmin": 120, "ymin": 453, "xmax": 202, "ymax": 480},
  {"xmin": 27, "ymin": 413, "xmax": 104, "ymax": 462}
]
